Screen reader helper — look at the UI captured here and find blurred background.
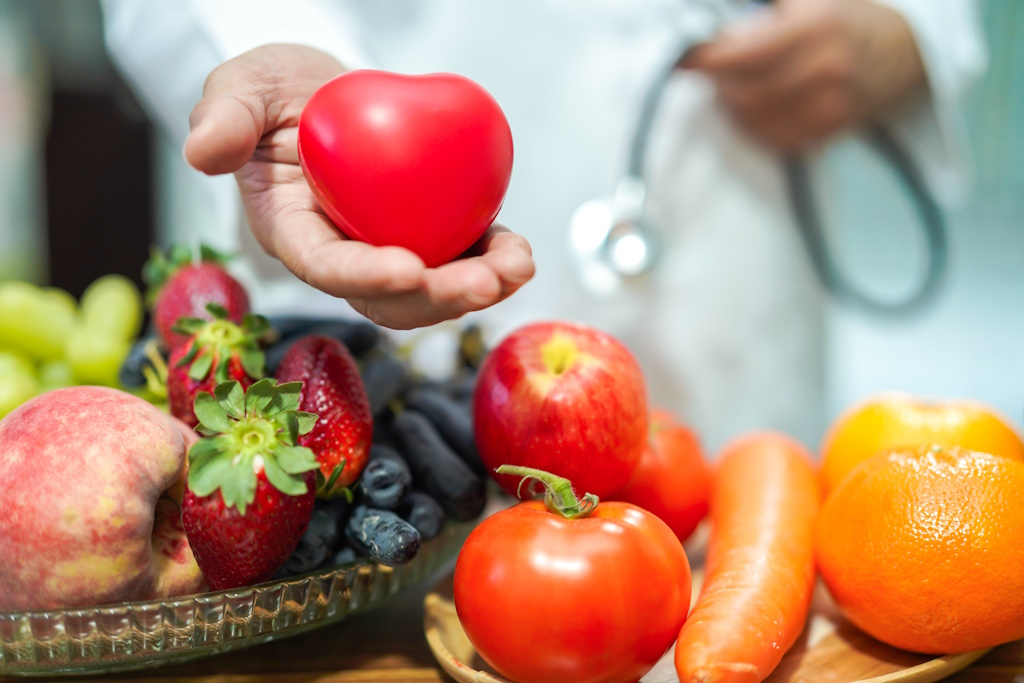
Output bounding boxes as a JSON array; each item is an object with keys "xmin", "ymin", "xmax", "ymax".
[{"xmin": 0, "ymin": 0, "xmax": 1020, "ymax": 430}]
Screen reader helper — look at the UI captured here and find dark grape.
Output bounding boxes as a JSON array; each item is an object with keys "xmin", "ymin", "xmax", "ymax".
[
  {"xmin": 442, "ymin": 371, "xmax": 478, "ymax": 405},
  {"xmin": 399, "ymin": 491, "xmax": 446, "ymax": 541},
  {"xmin": 320, "ymin": 496, "xmax": 352, "ymax": 530},
  {"xmin": 361, "ymin": 354, "xmax": 412, "ymax": 416},
  {"xmin": 390, "ymin": 410, "xmax": 487, "ymax": 522},
  {"xmin": 345, "ymin": 506, "xmax": 421, "ymax": 566},
  {"xmin": 332, "ymin": 546, "xmax": 359, "ymax": 567},
  {"xmin": 359, "ymin": 446, "xmax": 413, "ymax": 509},
  {"xmin": 264, "ymin": 317, "xmax": 382, "ymax": 373},
  {"xmin": 117, "ymin": 333, "xmax": 160, "ymax": 389},
  {"xmin": 402, "ymin": 386, "xmax": 485, "ymax": 477},
  {"xmin": 281, "ymin": 507, "xmax": 340, "ymax": 575},
  {"xmin": 308, "ymin": 319, "xmax": 379, "ymax": 357}
]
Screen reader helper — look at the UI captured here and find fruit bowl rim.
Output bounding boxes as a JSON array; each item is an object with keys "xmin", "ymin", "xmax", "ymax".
[{"xmin": 0, "ymin": 521, "xmax": 471, "ymax": 677}]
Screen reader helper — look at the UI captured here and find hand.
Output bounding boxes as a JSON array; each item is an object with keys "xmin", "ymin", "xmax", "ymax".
[
  {"xmin": 685, "ymin": 0, "xmax": 927, "ymax": 154},
  {"xmin": 184, "ymin": 44, "xmax": 535, "ymax": 330}
]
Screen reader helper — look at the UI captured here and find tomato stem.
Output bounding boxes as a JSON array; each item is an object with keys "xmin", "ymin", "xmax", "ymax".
[{"xmin": 495, "ymin": 465, "xmax": 599, "ymax": 519}]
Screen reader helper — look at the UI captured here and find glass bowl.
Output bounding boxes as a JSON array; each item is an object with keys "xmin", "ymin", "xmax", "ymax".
[{"xmin": 0, "ymin": 521, "xmax": 470, "ymax": 677}]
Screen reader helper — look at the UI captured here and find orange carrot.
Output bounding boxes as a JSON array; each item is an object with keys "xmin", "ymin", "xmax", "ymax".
[{"xmin": 675, "ymin": 432, "xmax": 821, "ymax": 683}]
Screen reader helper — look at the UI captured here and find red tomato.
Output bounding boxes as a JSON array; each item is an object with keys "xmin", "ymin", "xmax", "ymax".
[
  {"xmin": 615, "ymin": 408, "xmax": 712, "ymax": 544},
  {"xmin": 297, "ymin": 70, "xmax": 513, "ymax": 268},
  {"xmin": 453, "ymin": 499, "xmax": 692, "ymax": 683}
]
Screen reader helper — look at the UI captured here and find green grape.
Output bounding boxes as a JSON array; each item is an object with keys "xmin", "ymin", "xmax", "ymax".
[
  {"xmin": 0, "ymin": 282, "xmax": 76, "ymax": 362},
  {"xmin": 80, "ymin": 274, "xmax": 143, "ymax": 342},
  {"xmin": 41, "ymin": 286, "xmax": 80, "ymax": 320},
  {"xmin": 0, "ymin": 351, "xmax": 40, "ymax": 419},
  {"xmin": 0, "ymin": 350, "xmax": 37, "ymax": 380},
  {"xmin": 65, "ymin": 327, "xmax": 131, "ymax": 388},
  {"xmin": 39, "ymin": 359, "xmax": 74, "ymax": 392}
]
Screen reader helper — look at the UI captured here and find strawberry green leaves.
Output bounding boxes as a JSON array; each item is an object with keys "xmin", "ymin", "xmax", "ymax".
[
  {"xmin": 142, "ymin": 243, "xmax": 234, "ymax": 304},
  {"xmin": 172, "ymin": 303, "xmax": 271, "ymax": 385},
  {"xmin": 186, "ymin": 379, "xmax": 320, "ymax": 515}
]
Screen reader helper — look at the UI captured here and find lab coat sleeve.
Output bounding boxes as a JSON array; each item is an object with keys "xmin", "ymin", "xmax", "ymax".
[
  {"xmin": 98, "ymin": 0, "xmax": 375, "ymax": 149},
  {"xmin": 871, "ymin": 0, "xmax": 988, "ymax": 206}
]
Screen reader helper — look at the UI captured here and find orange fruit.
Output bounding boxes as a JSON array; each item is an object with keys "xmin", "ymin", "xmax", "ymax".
[
  {"xmin": 815, "ymin": 445, "xmax": 1024, "ymax": 654},
  {"xmin": 820, "ymin": 394, "xmax": 1024, "ymax": 494}
]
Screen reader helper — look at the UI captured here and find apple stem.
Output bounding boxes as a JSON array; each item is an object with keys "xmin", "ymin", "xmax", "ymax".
[{"xmin": 495, "ymin": 465, "xmax": 599, "ymax": 519}]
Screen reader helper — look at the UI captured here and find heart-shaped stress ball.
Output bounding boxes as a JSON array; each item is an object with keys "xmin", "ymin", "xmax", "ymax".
[{"xmin": 298, "ymin": 70, "xmax": 514, "ymax": 268}]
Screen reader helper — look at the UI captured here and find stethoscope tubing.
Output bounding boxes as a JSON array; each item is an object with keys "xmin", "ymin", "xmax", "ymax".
[
  {"xmin": 784, "ymin": 125, "xmax": 948, "ymax": 317},
  {"xmin": 620, "ymin": 0, "xmax": 948, "ymax": 316}
]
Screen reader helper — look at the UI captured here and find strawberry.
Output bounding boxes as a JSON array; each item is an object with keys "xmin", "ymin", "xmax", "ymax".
[
  {"xmin": 143, "ymin": 244, "xmax": 251, "ymax": 350},
  {"xmin": 181, "ymin": 379, "xmax": 321, "ymax": 590},
  {"xmin": 168, "ymin": 303, "xmax": 270, "ymax": 428},
  {"xmin": 275, "ymin": 335, "xmax": 373, "ymax": 497}
]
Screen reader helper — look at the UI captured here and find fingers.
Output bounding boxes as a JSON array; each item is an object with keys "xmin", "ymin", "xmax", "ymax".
[
  {"xmin": 348, "ymin": 264, "xmax": 504, "ymax": 330},
  {"xmin": 185, "ymin": 55, "xmax": 274, "ymax": 175},
  {"xmin": 184, "ymin": 53, "xmax": 270, "ymax": 175},
  {"xmin": 472, "ymin": 225, "xmax": 535, "ymax": 298},
  {"xmin": 714, "ymin": 39, "xmax": 851, "ymax": 115},
  {"xmin": 685, "ymin": 0, "xmax": 862, "ymax": 153},
  {"xmin": 185, "ymin": 95, "xmax": 265, "ymax": 175},
  {"xmin": 185, "ymin": 45, "xmax": 345, "ymax": 176},
  {"xmin": 685, "ymin": 9, "xmax": 805, "ymax": 78},
  {"xmin": 253, "ymin": 206, "xmax": 429, "ymax": 299},
  {"xmin": 335, "ymin": 226, "xmax": 535, "ymax": 330},
  {"xmin": 727, "ymin": 87, "xmax": 850, "ymax": 153},
  {"xmin": 246, "ymin": 189, "xmax": 534, "ymax": 311},
  {"xmin": 255, "ymin": 127, "xmax": 301, "ymax": 165}
]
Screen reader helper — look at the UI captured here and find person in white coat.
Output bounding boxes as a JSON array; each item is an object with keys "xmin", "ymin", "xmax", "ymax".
[{"xmin": 99, "ymin": 0, "xmax": 986, "ymax": 453}]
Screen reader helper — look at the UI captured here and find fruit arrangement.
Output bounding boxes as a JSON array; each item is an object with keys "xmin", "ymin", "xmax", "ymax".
[
  {"xmin": 0, "ymin": 244, "xmax": 488, "ymax": 613},
  {"xmin": 143, "ymin": 253, "xmax": 489, "ymax": 584},
  {"xmin": 0, "ymin": 274, "xmax": 143, "ymax": 418},
  {"xmin": 813, "ymin": 396, "xmax": 1024, "ymax": 657},
  {"xmin": 4, "ymin": 245, "xmax": 1024, "ymax": 683},
  {"xmin": 450, "ymin": 322, "xmax": 1024, "ymax": 683}
]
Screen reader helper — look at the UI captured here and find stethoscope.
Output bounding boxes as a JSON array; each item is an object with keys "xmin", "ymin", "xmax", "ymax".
[{"xmin": 568, "ymin": 0, "xmax": 947, "ymax": 317}]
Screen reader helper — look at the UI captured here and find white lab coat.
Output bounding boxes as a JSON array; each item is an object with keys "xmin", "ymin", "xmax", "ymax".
[{"xmin": 99, "ymin": 0, "xmax": 986, "ymax": 454}]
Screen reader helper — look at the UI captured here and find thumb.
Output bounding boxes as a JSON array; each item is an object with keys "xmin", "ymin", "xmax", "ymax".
[{"xmin": 184, "ymin": 69, "xmax": 268, "ymax": 175}]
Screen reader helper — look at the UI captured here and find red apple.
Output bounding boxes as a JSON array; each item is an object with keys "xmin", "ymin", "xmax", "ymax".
[
  {"xmin": 473, "ymin": 321, "xmax": 649, "ymax": 499},
  {"xmin": 0, "ymin": 386, "xmax": 204, "ymax": 611}
]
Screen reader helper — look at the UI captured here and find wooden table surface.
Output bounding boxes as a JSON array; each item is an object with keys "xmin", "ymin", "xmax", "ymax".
[{"xmin": 6, "ymin": 568, "xmax": 1024, "ymax": 683}]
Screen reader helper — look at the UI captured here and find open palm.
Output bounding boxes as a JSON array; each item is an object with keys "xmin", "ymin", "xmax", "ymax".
[{"xmin": 184, "ymin": 44, "xmax": 534, "ymax": 329}]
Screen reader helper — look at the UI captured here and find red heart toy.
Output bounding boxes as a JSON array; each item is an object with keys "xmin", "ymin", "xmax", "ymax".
[{"xmin": 298, "ymin": 70, "xmax": 514, "ymax": 268}]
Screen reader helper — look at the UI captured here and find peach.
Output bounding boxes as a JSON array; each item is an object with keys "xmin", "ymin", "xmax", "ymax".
[{"xmin": 0, "ymin": 386, "xmax": 204, "ymax": 611}]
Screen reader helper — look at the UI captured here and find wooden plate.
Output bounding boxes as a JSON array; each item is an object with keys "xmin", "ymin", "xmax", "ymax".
[{"xmin": 423, "ymin": 526, "xmax": 989, "ymax": 683}]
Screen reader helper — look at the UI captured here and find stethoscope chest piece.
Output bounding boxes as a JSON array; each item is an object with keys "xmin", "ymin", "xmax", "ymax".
[{"xmin": 568, "ymin": 174, "xmax": 660, "ymax": 297}]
